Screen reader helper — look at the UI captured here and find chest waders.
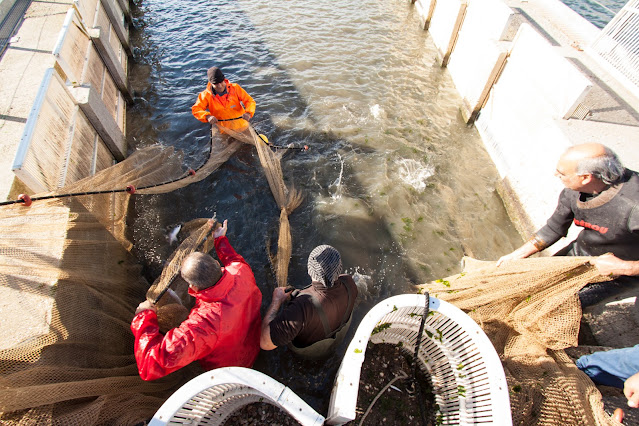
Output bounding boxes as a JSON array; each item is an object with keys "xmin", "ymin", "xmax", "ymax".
[{"xmin": 287, "ymin": 282, "xmax": 354, "ymax": 360}]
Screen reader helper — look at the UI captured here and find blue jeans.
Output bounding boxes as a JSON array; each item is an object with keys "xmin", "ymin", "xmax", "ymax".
[{"xmin": 576, "ymin": 345, "xmax": 639, "ymax": 388}]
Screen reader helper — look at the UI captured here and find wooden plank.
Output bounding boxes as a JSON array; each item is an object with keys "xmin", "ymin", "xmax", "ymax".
[
  {"xmin": 95, "ymin": 134, "xmax": 114, "ymax": 172},
  {"xmin": 63, "ymin": 110, "xmax": 99, "ymax": 186},
  {"xmin": 102, "ymin": 71, "xmax": 119, "ymax": 121},
  {"xmin": 441, "ymin": 1, "xmax": 467, "ymax": 67},
  {"xmin": 13, "ymin": 69, "xmax": 75, "ymax": 193},
  {"xmin": 53, "ymin": 12, "xmax": 90, "ymax": 84},
  {"xmin": 75, "ymin": 0, "xmax": 100, "ymax": 27},
  {"xmin": 467, "ymin": 51, "xmax": 509, "ymax": 123},
  {"xmin": 114, "ymin": 0, "xmax": 130, "ymax": 20},
  {"xmin": 425, "ymin": 0, "xmax": 437, "ymax": 30}
]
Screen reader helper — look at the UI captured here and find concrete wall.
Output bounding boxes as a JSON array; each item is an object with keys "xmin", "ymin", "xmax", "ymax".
[
  {"xmin": 446, "ymin": 0, "xmax": 512, "ymax": 121},
  {"xmin": 475, "ymin": 24, "xmax": 592, "ymax": 236},
  {"xmin": 413, "ymin": 0, "xmax": 639, "ymax": 252},
  {"xmin": 0, "ymin": 0, "xmax": 131, "ymax": 199}
]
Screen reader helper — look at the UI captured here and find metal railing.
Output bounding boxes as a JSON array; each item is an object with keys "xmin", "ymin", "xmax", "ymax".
[{"xmin": 589, "ymin": 0, "xmax": 639, "ymax": 97}]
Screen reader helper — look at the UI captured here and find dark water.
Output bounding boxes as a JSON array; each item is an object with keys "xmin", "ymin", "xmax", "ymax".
[{"xmin": 126, "ymin": 0, "xmax": 534, "ymax": 414}]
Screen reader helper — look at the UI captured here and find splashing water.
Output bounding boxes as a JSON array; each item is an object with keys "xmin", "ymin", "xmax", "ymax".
[
  {"xmin": 396, "ymin": 158, "xmax": 435, "ymax": 192},
  {"xmin": 329, "ymin": 153, "xmax": 345, "ymax": 200},
  {"xmin": 369, "ymin": 104, "xmax": 383, "ymax": 119},
  {"xmin": 351, "ymin": 270, "xmax": 376, "ymax": 301}
]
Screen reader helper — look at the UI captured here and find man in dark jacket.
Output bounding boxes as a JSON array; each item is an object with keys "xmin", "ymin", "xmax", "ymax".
[
  {"xmin": 131, "ymin": 219, "xmax": 262, "ymax": 380},
  {"xmin": 497, "ymin": 143, "xmax": 639, "ymax": 305},
  {"xmin": 260, "ymin": 245, "xmax": 358, "ymax": 359}
]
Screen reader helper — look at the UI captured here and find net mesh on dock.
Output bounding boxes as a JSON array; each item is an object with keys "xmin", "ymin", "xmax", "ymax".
[
  {"xmin": 0, "ymin": 197, "xmax": 194, "ymax": 425},
  {"xmin": 419, "ymin": 256, "xmax": 617, "ymax": 426},
  {"xmin": 0, "ymin": 122, "xmax": 301, "ymax": 424}
]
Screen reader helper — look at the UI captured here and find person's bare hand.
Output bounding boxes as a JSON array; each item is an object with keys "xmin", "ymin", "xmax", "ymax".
[
  {"xmin": 624, "ymin": 372, "xmax": 639, "ymax": 408},
  {"xmin": 272, "ymin": 287, "xmax": 291, "ymax": 305},
  {"xmin": 207, "ymin": 115, "xmax": 218, "ymax": 124},
  {"xmin": 242, "ymin": 112, "xmax": 251, "ymax": 121},
  {"xmin": 135, "ymin": 300, "xmax": 156, "ymax": 315},
  {"xmin": 496, "ymin": 249, "xmax": 531, "ymax": 267},
  {"xmin": 213, "ymin": 219, "xmax": 228, "ymax": 238},
  {"xmin": 496, "ymin": 240, "xmax": 540, "ymax": 267},
  {"xmin": 496, "ymin": 252, "xmax": 520, "ymax": 267},
  {"xmin": 591, "ymin": 253, "xmax": 626, "ymax": 278}
]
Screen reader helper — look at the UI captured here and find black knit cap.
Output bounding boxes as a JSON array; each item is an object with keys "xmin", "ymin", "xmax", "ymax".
[
  {"xmin": 307, "ymin": 245, "xmax": 342, "ymax": 287},
  {"xmin": 207, "ymin": 67, "xmax": 225, "ymax": 84}
]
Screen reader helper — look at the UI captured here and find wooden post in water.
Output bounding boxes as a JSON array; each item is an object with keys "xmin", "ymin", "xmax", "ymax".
[
  {"xmin": 441, "ymin": 1, "xmax": 467, "ymax": 67},
  {"xmin": 424, "ymin": 0, "xmax": 437, "ymax": 30},
  {"xmin": 464, "ymin": 51, "xmax": 509, "ymax": 123}
]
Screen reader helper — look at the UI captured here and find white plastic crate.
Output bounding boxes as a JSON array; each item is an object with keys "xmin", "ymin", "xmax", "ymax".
[
  {"xmin": 326, "ymin": 294, "xmax": 512, "ymax": 425},
  {"xmin": 149, "ymin": 367, "xmax": 325, "ymax": 426}
]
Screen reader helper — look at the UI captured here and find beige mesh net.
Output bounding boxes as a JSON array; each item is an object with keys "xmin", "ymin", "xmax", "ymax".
[
  {"xmin": 145, "ymin": 218, "xmax": 213, "ymax": 304},
  {"xmin": 18, "ymin": 132, "xmax": 243, "ymax": 251},
  {"xmin": 220, "ymin": 123, "xmax": 303, "ymax": 287},
  {"xmin": 418, "ymin": 256, "xmax": 619, "ymax": 425},
  {"xmin": 0, "ymin": 197, "xmax": 198, "ymax": 425},
  {"xmin": 0, "ymin": 122, "xmax": 304, "ymax": 424}
]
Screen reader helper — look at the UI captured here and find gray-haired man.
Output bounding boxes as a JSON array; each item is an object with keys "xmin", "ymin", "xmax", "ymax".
[{"xmin": 497, "ymin": 143, "xmax": 639, "ymax": 305}]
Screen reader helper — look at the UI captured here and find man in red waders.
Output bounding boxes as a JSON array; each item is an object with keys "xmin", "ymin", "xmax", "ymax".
[
  {"xmin": 191, "ymin": 66, "xmax": 256, "ymax": 133},
  {"xmin": 130, "ymin": 219, "xmax": 262, "ymax": 381}
]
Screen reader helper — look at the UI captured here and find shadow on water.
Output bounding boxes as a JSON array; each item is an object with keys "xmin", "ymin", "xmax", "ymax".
[{"xmin": 125, "ymin": 0, "xmax": 523, "ymax": 415}]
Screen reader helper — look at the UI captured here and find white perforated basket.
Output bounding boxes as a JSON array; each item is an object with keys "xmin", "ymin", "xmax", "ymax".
[
  {"xmin": 326, "ymin": 294, "xmax": 512, "ymax": 425},
  {"xmin": 149, "ymin": 367, "xmax": 325, "ymax": 426}
]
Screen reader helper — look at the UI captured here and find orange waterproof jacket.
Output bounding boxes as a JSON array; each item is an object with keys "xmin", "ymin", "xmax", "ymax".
[
  {"xmin": 191, "ymin": 80, "xmax": 256, "ymax": 131},
  {"xmin": 130, "ymin": 236, "xmax": 262, "ymax": 381}
]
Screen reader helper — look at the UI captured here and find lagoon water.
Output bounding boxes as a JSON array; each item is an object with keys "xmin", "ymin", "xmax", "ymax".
[{"xmin": 125, "ymin": 0, "xmax": 613, "ymax": 412}]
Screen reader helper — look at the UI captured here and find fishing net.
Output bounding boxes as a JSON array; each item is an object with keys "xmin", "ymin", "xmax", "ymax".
[
  {"xmin": 12, "ymin": 132, "xmax": 243, "ymax": 250},
  {"xmin": 145, "ymin": 218, "xmax": 213, "ymax": 304},
  {"xmin": 220, "ymin": 123, "xmax": 303, "ymax": 288},
  {"xmin": 131, "ymin": 121, "xmax": 302, "ymax": 305},
  {"xmin": 418, "ymin": 256, "xmax": 618, "ymax": 425},
  {"xmin": 0, "ymin": 197, "xmax": 200, "ymax": 425},
  {"xmin": 59, "ymin": 132, "xmax": 242, "ymax": 198},
  {"xmin": 0, "ymin": 120, "xmax": 302, "ymax": 424}
]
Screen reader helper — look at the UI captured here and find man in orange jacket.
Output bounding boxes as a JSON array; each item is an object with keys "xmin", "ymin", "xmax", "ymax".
[
  {"xmin": 130, "ymin": 219, "xmax": 262, "ymax": 381},
  {"xmin": 191, "ymin": 66, "xmax": 256, "ymax": 133}
]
